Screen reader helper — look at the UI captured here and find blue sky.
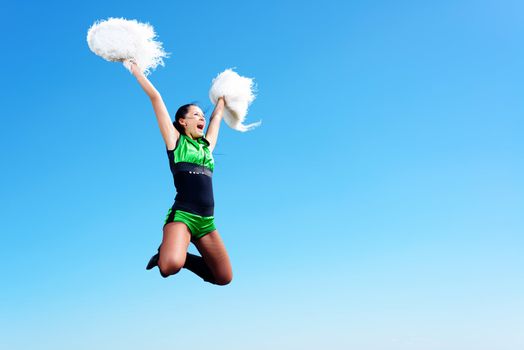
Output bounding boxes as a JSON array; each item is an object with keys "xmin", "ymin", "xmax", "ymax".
[{"xmin": 1, "ymin": 0, "xmax": 523, "ymax": 349}]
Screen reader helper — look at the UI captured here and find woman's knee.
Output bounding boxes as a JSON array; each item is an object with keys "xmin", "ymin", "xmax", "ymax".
[
  {"xmin": 158, "ymin": 255, "xmax": 185, "ymax": 277},
  {"xmin": 214, "ymin": 271, "xmax": 233, "ymax": 286}
]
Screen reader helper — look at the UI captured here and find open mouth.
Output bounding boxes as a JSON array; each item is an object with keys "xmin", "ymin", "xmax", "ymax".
[{"xmin": 197, "ymin": 124, "xmax": 204, "ymax": 131}]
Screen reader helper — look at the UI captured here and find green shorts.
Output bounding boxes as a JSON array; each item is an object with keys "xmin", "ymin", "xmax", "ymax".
[{"xmin": 163, "ymin": 207, "xmax": 216, "ymax": 240}]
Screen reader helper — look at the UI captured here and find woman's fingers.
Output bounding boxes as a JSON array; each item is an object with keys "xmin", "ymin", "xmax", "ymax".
[{"xmin": 123, "ymin": 58, "xmax": 141, "ymax": 75}]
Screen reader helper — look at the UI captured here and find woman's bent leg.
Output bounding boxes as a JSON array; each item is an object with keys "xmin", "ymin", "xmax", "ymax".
[
  {"xmin": 158, "ymin": 222, "xmax": 191, "ymax": 278},
  {"xmin": 193, "ymin": 230, "xmax": 233, "ymax": 285}
]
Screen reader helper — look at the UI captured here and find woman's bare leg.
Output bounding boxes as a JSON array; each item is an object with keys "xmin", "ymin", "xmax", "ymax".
[
  {"xmin": 192, "ymin": 230, "xmax": 233, "ymax": 285},
  {"xmin": 158, "ymin": 222, "xmax": 191, "ymax": 277}
]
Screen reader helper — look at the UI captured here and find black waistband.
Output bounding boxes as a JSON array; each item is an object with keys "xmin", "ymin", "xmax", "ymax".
[
  {"xmin": 174, "ymin": 162, "xmax": 213, "ymax": 177},
  {"xmin": 172, "ymin": 201, "xmax": 214, "ymax": 217}
]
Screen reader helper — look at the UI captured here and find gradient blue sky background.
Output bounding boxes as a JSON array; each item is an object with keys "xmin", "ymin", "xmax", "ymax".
[{"xmin": 1, "ymin": 1, "xmax": 523, "ymax": 349}]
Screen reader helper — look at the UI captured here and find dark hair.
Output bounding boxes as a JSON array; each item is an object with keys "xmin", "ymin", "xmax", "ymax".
[{"xmin": 173, "ymin": 103, "xmax": 198, "ymax": 134}]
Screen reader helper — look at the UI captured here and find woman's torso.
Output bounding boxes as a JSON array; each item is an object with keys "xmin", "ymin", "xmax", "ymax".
[{"xmin": 167, "ymin": 134, "xmax": 215, "ymax": 216}]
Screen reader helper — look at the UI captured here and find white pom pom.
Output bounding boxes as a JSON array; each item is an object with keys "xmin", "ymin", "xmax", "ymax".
[
  {"xmin": 209, "ymin": 68, "xmax": 261, "ymax": 132},
  {"xmin": 86, "ymin": 17, "xmax": 169, "ymax": 76}
]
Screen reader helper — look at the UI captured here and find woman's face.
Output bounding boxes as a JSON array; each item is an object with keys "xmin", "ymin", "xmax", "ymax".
[{"xmin": 180, "ymin": 105, "xmax": 206, "ymax": 138}]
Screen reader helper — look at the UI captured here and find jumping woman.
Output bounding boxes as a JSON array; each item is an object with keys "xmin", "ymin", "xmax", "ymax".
[{"xmin": 127, "ymin": 59, "xmax": 233, "ymax": 286}]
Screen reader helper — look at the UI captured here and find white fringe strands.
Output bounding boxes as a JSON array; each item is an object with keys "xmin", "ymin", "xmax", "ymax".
[
  {"xmin": 209, "ymin": 69, "xmax": 261, "ymax": 132},
  {"xmin": 86, "ymin": 17, "xmax": 169, "ymax": 76}
]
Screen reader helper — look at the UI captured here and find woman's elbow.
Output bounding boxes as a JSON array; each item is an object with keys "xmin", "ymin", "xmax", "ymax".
[{"xmin": 149, "ymin": 91, "xmax": 162, "ymax": 101}]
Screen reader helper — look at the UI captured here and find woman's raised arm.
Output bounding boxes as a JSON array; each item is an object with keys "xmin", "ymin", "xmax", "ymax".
[
  {"xmin": 205, "ymin": 97, "xmax": 225, "ymax": 153},
  {"xmin": 127, "ymin": 59, "xmax": 179, "ymax": 150}
]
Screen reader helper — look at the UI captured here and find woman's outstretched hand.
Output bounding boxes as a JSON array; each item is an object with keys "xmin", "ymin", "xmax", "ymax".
[
  {"xmin": 123, "ymin": 58, "xmax": 160, "ymax": 99},
  {"xmin": 123, "ymin": 58, "xmax": 141, "ymax": 76}
]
